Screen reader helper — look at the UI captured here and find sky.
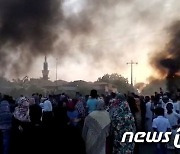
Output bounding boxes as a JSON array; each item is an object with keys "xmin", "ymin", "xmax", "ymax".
[{"xmin": 5, "ymin": 0, "xmax": 180, "ymax": 83}]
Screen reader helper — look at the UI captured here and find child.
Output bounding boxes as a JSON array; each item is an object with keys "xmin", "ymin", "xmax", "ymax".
[{"xmin": 152, "ymin": 107, "xmax": 171, "ymax": 154}]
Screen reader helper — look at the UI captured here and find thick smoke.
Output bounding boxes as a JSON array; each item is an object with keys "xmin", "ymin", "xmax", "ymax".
[
  {"xmin": 0, "ymin": 0, "xmax": 180, "ymax": 83},
  {"xmin": 150, "ymin": 21, "xmax": 180, "ymax": 92},
  {"xmin": 0, "ymin": 0, "xmax": 121, "ymax": 77},
  {"xmin": 0, "ymin": 0, "xmax": 61, "ymax": 76}
]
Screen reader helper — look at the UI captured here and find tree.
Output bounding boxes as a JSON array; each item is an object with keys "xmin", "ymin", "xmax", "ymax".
[{"xmin": 97, "ymin": 73, "xmax": 135, "ymax": 93}]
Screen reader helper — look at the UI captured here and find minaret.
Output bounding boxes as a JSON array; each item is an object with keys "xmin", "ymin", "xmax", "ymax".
[{"xmin": 42, "ymin": 56, "xmax": 49, "ymax": 80}]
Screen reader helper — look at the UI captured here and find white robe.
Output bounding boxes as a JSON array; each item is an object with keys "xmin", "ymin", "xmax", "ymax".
[
  {"xmin": 82, "ymin": 110, "xmax": 110, "ymax": 154},
  {"xmin": 145, "ymin": 101, "xmax": 153, "ymax": 132}
]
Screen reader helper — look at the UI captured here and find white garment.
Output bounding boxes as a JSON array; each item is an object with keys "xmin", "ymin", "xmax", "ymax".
[
  {"xmin": 42, "ymin": 100, "xmax": 52, "ymax": 112},
  {"xmin": 165, "ymin": 112, "xmax": 180, "ymax": 127},
  {"xmin": 90, "ymin": 111, "xmax": 111, "ymax": 129},
  {"xmin": 146, "ymin": 102, "xmax": 153, "ymax": 119},
  {"xmin": 82, "ymin": 110, "xmax": 110, "ymax": 154},
  {"xmin": 174, "ymin": 101, "xmax": 180, "ymax": 113},
  {"xmin": 145, "ymin": 101, "xmax": 153, "ymax": 132},
  {"xmin": 152, "ymin": 116, "xmax": 171, "ymax": 133}
]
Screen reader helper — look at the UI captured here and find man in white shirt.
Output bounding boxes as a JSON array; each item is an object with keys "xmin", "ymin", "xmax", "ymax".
[
  {"xmin": 152, "ymin": 107, "xmax": 171, "ymax": 154},
  {"xmin": 43, "ymin": 99, "xmax": 52, "ymax": 112},
  {"xmin": 152, "ymin": 112, "xmax": 171, "ymax": 133},
  {"xmin": 165, "ymin": 102, "xmax": 180, "ymax": 150},
  {"xmin": 41, "ymin": 97, "xmax": 53, "ymax": 127},
  {"xmin": 165, "ymin": 103, "xmax": 180, "ymax": 129}
]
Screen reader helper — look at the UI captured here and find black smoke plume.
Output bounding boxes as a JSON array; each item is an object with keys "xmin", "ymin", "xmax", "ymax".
[
  {"xmin": 151, "ymin": 21, "xmax": 180, "ymax": 92},
  {"xmin": 0, "ymin": 0, "xmax": 61, "ymax": 76}
]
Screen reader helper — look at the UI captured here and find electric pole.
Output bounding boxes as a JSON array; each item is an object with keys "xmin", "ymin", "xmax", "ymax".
[
  {"xmin": 127, "ymin": 60, "xmax": 138, "ymax": 86},
  {"xmin": 56, "ymin": 58, "xmax": 58, "ymax": 90}
]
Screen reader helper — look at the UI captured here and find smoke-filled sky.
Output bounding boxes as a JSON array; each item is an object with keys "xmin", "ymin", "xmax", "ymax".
[{"xmin": 1, "ymin": 0, "xmax": 180, "ymax": 83}]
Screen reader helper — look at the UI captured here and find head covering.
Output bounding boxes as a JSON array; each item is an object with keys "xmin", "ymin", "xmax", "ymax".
[
  {"xmin": 14, "ymin": 99, "xmax": 30, "ymax": 122},
  {"xmin": 29, "ymin": 97, "xmax": 36, "ymax": 105},
  {"xmin": 116, "ymin": 93, "xmax": 126, "ymax": 101},
  {"xmin": 110, "ymin": 98, "xmax": 136, "ymax": 154},
  {"xmin": 18, "ymin": 96, "xmax": 26, "ymax": 104},
  {"xmin": 96, "ymin": 98, "xmax": 105, "ymax": 110}
]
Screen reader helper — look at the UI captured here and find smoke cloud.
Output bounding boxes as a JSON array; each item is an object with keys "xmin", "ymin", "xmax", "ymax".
[
  {"xmin": 0, "ymin": 0, "xmax": 180, "ymax": 83},
  {"xmin": 150, "ymin": 21, "xmax": 180, "ymax": 92},
  {"xmin": 0, "ymin": 0, "xmax": 61, "ymax": 76}
]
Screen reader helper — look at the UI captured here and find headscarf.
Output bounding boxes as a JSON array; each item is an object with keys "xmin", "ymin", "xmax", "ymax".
[
  {"xmin": 29, "ymin": 97, "xmax": 36, "ymax": 106},
  {"xmin": 75, "ymin": 99, "xmax": 85, "ymax": 117},
  {"xmin": 107, "ymin": 93, "xmax": 125, "ymax": 114},
  {"xmin": 110, "ymin": 96, "xmax": 136, "ymax": 154},
  {"xmin": 14, "ymin": 99, "xmax": 30, "ymax": 122},
  {"xmin": 116, "ymin": 93, "xmax": 126, "ymax": 102},
  {"xmin": 96, "ymin": 98, "xmax": 105, "ymax": 110}
]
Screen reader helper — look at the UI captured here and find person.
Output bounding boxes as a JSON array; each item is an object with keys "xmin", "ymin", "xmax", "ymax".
[
  {"xmin": 82, "ymin": 98, "xmax": 110, "ymax": 154},
  {"xmin": 32, "ymin": 93, "xmax": 40, "ymax": 104},
  {"xmin": 152, "ymin": 107, "xmax": 171, "ymax": 154},
  {"xmin": 140, "ymin": 96, "xmax": 146, "ymax": 131},
  {"xmin": 165, "ymin": 103, "xmax": 180, "ymax": 150},
  {"xmin": 86, "ymin": 89, "xmax": 98, "ymax": 114},
  {"xmin": 28, "ymin": 97, "xmax": 36, "ymax": 106},
  {"xmin": 152, "ymin": 107, "xmax": 171, "ymax": 132},
  {"xmin": 75, "ymin": 98, "xmax": 86, "ymax": 130},
  {"xmin": 165, "ymin": 103, "xmax": 180, "ymax": 128},
  {"xmin": 13, "ymin": 98, "xmax": 30, "ymax": 128},
  {"xmin": 0, "ymin": 97, "xmax": 12, "ymax": 154},
  {"xmin": 127, "ymin": 93, "xmax": 139, "ymax": 118},
  {"xmin": 174, "ymin": 96, "xmax": 180, "ymax": 114},
  {"xmin": 52, "ymin": 100, "xmax": 86, "ymax": 154},
  {"xmin": 19, "ymin": 103, "xmax": 44, "ymax": 154},
  {"xmin": 107, "ymin": 92, "xmax": 118, "ymax": 117},
  {"xmin": 67, "ymin": 102, "xmax": 80, "ymax": 127},
  {"xmin": 75, "ymin": 98, "xmax": 86, "ymax": 118},
  {"xmin": 110, "ymin": 93, "xmax": 136, "ymax": 154},
  {"xmin": 53, "ymin": 101, "xmax": 69, "ymax": 128},
  {"xmin": 134, "ymin": 96, "xmax": 142, "ymax": 132},
  {"xmin": 161, "ymin": 95, "xmax": 169, "ymax": 109},
  {"xmin": 145, "ymin": 96, "xmax": 153, "ymax": 132},
  {"xmin": 41, "ymin": 97, "xmax": 53, "ymax": 127}
]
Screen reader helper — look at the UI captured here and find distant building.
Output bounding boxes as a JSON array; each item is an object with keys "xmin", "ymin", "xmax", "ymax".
[
  {"xmin": 93, "ymin": 82, "xmax": 118, "ymax": 93},
  {"xmin": 42, "ymin": 56, "xmax": 49, "ymax": 80}
]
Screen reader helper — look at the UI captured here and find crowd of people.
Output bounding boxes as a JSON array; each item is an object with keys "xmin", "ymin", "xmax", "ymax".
[{"xmin": 0, "ymin": 88, "xmax": 179, "ymax": 154}]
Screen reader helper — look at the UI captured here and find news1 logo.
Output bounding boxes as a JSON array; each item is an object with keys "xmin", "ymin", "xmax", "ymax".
[{"xmin": 121, "ymin": 128, "xmax": 180, "ymax": 148}]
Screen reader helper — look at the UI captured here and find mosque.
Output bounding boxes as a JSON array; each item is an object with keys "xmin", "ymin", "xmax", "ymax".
[{"xmin": 42, "ymin": 56, "xmax": 49, "ymax": 80}]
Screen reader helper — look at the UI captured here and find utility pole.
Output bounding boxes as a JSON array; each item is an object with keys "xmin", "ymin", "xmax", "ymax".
[
  {"xmin": 56, "ymin": 58, "xmax": 58, "ymax": 89},
  {"xmin": 127, "ymin": 60, "xmax": 138, "ymax": 86}
]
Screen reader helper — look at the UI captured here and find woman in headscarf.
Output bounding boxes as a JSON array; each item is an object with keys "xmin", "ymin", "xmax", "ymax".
[
  {"xmin": 11, "ymin": 98, "xmax": 30, "ymax": 154},
  {"xmin": 82, "ymin": 98, "xmax": 110, "ymax": 154},
  {"xmin": 110, "ymin": 93, "xmax": 136, "ymax": 154},
  {"xmin": 13, "ymin": 98, "xmax": 30, "ymax": 123},
  {"xmin": 13, "ymin": 98, "xmax": 30, "ymax": 134}
]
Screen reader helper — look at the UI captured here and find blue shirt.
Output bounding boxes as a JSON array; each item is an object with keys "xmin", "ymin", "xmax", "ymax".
[
  {"xmin": 67, "ymin": 110, "xmax": 79, "ymax": 126},
  {"xmin": 87, "ymin": 98, "xmax": 98, "ymax": 114}
]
